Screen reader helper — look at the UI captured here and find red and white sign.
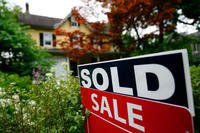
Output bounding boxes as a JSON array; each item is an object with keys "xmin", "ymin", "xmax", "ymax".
[
  {"xmin": 78, "ymin": 49, "xmax": 195, "ymax": 133},
  {"xmin": 81, "ymin": 87, "xmax": 193, "ymax": 133}
]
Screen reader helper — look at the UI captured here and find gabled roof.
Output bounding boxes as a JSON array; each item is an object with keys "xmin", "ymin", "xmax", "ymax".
[
  {"xmin": 54, "ymin": 12, "xmax": 90, "ymax": 29},
  {"xmin": 54, "ymin": 13, "xmax": 71, "ymax": 28},
  {"xmin": 54, "ymin": 13, "xmax": 109, "ymax": 34},
  {"xmin": 18, "ymin": 13, "xmax": 62, "ymax": 30}
]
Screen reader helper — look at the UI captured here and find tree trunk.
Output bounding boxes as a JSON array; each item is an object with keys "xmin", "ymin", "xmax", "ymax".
[{"xmin": 159, "ymin": 21, "xmax": 164, "ymax": 44}]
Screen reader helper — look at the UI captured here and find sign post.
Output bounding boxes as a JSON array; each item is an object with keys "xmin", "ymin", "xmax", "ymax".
[{"xmin": 78, "ymin": 49, "xmax": 195, "ymax": 133}]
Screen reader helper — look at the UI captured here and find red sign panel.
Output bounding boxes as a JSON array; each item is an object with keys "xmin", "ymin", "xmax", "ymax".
[
  {"xmin": 78, "ymin": 50, "xmax": 195, "ymax": 132},
  {"xmin": 81, "ymin": 87, "xmax": 194, "ymax": 133}
]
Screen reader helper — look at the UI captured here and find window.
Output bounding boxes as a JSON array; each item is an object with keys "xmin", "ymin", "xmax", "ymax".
[
  {"xmin": 70, "ymin": 16, "xmax": 79, "ymax": 28},
  {"xmin": 71, "ymin": 34, "xmax": 82, "ymax": 49},
  {"xmin": 91, "ymin": 37, "xmax": 101, "ymax": 45},
  {"xmin": 39, "ymin": 32, "xmax": 55, "ymax": 47},
  {"xmin": 43, "ymin": 33, "xmax": 52, "ymax": 45},
  {"xmin": 91, "ymin": 38, "xmax": 101, "ymax": 50}
]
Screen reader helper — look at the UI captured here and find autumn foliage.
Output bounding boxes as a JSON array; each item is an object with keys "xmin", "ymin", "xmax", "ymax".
[
  {"xmin": 54, "ymin": 28, "xmax": 111, "ymax": 61},
  {"xmin": 80, "ymin": 0, "xmax": 181, "ymax": 51},
  {"xmin": 55, "ymin": 0, "xmax": 181, "ymax": 60}
]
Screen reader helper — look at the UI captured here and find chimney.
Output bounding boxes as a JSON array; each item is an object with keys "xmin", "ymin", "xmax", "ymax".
[{"xmin": 25, "ymin": 3, "xmax": 29, "ymax": 14}]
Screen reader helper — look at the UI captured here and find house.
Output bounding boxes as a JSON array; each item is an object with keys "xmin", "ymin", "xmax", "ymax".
[{"xmin": 18, "ymin": 3, "xmax": 117, "ymax": 77}]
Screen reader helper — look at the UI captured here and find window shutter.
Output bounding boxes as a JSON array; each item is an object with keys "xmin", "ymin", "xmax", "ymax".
[
  {"xmin": 53, "ymin": 34, "xmax": 56, "ymax": 47},
  {"xmin": 39, "ymin": 33, "xmax": 43, "ymax": 46},
  {"xmin": 70, "ymin": 60, "xmax": 78, "ymax": 76},
  {"xmin": 69, "ymin": 17, "xmax": 71, "ymax": 26},
  {"xmin": 68, "ymin": 16, "xmax": 71, "ymax": 22}
]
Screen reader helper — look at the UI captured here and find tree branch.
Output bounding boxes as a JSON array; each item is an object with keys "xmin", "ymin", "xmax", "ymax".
[{"xmin": 177, "ymin": 18, "xmax": 197, "ymax": 25}]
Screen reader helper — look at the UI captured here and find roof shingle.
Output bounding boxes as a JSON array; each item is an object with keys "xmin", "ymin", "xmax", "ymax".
[{"xmin": 18, "ymin": 13, "xmax": 62, "ymax": 30}]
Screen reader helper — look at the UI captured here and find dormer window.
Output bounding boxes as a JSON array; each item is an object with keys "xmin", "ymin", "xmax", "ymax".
[{"xmin": 71, "ymin": 16, "xmax": 79, "ymax": 28}]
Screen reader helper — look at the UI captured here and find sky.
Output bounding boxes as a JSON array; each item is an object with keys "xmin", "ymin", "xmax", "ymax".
[
  {"xmin": 7, "ymin": 0, "xmax": 84, "ymax": 18},
  {"xmin": 7, "ymin": 0, "xmax": 197, "ymax": 34}
]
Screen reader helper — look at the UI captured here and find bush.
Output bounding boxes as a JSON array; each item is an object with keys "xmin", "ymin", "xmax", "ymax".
[
  {"xmin": 0, "ymin": 72, "xmax": 85, "ymax": 133},
  {"xmin": 190, "ymin": 66, "xmax": 200, "ymax": 133},
  {"xmin": 0, "ymin": 72, "xmax": 31, "ymax": 132},
  {"xmin": 1, "ymin": 65, "xmax": 199, "ymax": 132},
  {"xmin": 0, "ymin": 0, "xmax": 52, "ymax": 76}
]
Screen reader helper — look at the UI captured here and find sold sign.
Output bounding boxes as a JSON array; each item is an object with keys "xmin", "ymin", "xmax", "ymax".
[{"xmin": 78, "ymin": 49, "xmax": 195, "ymax": 133}]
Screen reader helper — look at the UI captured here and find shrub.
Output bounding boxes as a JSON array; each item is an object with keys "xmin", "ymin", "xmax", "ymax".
[
  {"xmin": 0, "ymin": 72, "xmax": 85, "ymax": 133},
  {"xmin": 0, "ymin": 0, "xmax": 52, "ymax": 76},
  {"xmin": 1, "ymin": 65, "xmax": 199, "ymax": 132},
  {"xmin": 28, "ymin": 75, "xmax": 85, "ymax": 133},
  {"xmin": 190, "ymin": 66, "xmax": 200, "ymax": 133},
  {"xmin": 0, "ymin": 72, "xmax": 31, "ymax": 132}
]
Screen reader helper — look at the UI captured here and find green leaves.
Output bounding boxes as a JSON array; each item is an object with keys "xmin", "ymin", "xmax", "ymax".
[
  {"xmin": 0, "ymin": 0, "xmax": 52, "ymax": 76},
  {"xmin": 190, "ymin": 66, "xmax": 200, "ymax": 132},
  {"xmin": 0, "ymin": 72, "xmax": 85, "ymax": 132}
]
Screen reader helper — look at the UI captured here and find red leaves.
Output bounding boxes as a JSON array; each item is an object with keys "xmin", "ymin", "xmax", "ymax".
[
  {"xmin": 54, "ymin": 28, "xmax": 69, "ymax": 36},
  {"xmin": 56, "ymin": 0, "xmax": 180, "ymax": 60},
  {"xmin": 71, "ymin": 8, "xmax": 86, "ymax": 24},
  {"xmin": 94, "ymin": 0, "xmax": 179, "ymax": 49},
  {"xmin": 88, "ymin": 22, "xmax": 108, "ymax": 33},
  {"xmin": 55, "ymin": 28, "xmax": 111, "ymax": 61}
]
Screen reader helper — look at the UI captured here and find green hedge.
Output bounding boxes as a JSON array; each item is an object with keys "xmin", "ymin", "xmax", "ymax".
[
  {"xmin": 190, "ymin": 66, "xmax": 200, "ymax": 133},
  {"xmin": 0, "ymin": 65, "xmax": 200, "ymax": 132},
  {"xmin": 0, "ymin": 72, "xmax": 85, "ymax": 133}
]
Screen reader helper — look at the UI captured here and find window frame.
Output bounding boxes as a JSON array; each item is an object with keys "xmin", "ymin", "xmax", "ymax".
[
  {"xmin": 70, "ymin": 16, "xmax": 79, "ymax": 28},
  {"xmin": 43, "ymin": 32, "xmax": 53, "ymax": 46},
  {"xmin": 71, "ymin": 34, "xmax": 82, "ymax": 49}
]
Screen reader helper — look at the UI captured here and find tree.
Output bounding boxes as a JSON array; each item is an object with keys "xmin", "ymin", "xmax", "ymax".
[
  {"xmin": 55, "ymin": 8, "xmax": 112, "ymax": 61},
  {"xmin": 0, "ymin": 0, "xmax": 51, "ymax": 76},
  {"xmin": 77, "ymin": 0, "xmax": 181, "ymax": 54},
  {"xmin": 178, "ymin": 0, "xmax": 200, "ymax": 24},
  {"xmin": 176, "ymin": 0, "xmax": 200, "ymax": 31}
]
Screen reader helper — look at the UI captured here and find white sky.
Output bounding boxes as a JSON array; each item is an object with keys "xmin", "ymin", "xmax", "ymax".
[
  {"xmin": 7, "ymin": 0, "xmax": 197, "ymax": 34},
  {"xmin": 7, "ymin": 0, "xmax": 84, "ymax": 18}
]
